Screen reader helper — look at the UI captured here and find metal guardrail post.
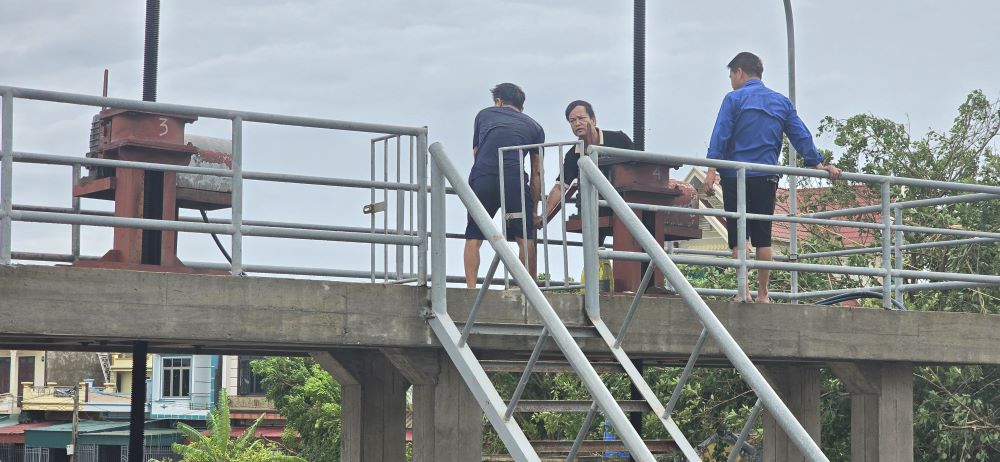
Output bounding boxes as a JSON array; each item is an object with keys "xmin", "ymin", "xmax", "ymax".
[
  {"xmin": 737, "ymin": 168, "xmax": 748, "ymax": 301},
  {"xmin": 784, "ymin": 0, "xmax": 800, "ymax": 304},
  {"xmin": 71, "ymin": 165, "xmax": 81, "ymax": 262},
  {"xmin": 881, "ymin": 180, "xmax": 892, "ymax": 309},
  {"xmin": 396, "ymin": 136, "xmax": 404, "ymax": 280},
  {"xmin": 429, "ymin": 141, "xmax": 446, "ymax": 314},
  {"xmin": 370, "ymin": 139, "xmax": 377, "ymax": 283},
  {"xmin": 1, "ymin": 90, "xmax": 12, "ymax": 265},
  {"xmin": 416, "ymin": 129, "xmax": 430, "ymax": 286},
  {"xmin": 230, "ymin": 116, "xmax": 244, "ymax": 276},
  {"xmin": 578, "ymin": 156, "xmax": 829, "ymax": 461},
  {"xmin": 894, "ymin": 207, "xmax": 904, "ymax": 305},
  {"xmin": 580, "ymin": 146, "xmax": 600, "ymax": 318}
]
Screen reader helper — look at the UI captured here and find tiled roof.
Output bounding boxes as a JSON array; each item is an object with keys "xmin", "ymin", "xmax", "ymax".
[{"xmin": 772, "ymin": 185, "xmax": 881, "ymax": 247}]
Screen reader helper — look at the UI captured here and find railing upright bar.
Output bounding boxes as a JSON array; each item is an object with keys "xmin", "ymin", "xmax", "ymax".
[
  {"xmin": 578, "ymin": 156, "xmax": 829, "ymax": 461},
  {"xmin": 498, "ymin": 147, "xmax": 510, "ymax": 289},
  {"xmin": 409, "ymin": 136, "xmax": 415, "ymax": 277},
  {"xmin": 504, "ymin": 326, "xmax": 548, "ymax": 420},
  {"xmin": 384, "ymin": 138, "xmax": 390, "ymax": 283},
  {"xmin": 558, "ymin": 145, "xmax": 569, "ymax": 286},
  {"xmin": 727, "ymin": 399, "xmax": 764, "ymax": 462},
  {"xmin": 539, "ymin": 147, "xmax": 550, "ymax": 288},
  {"xmin": 518, "ymin": 149, "xmax": 530, "ymax": 281},
  {"xmin": 736, "ymin": 168, "xmax": 748, "ymax": 302},
  {"xmin": 429, "ymin": 145, "xmax": 446, "ymax": 314},
  {"xmin": 614, "ymin": 263, "xmax": 655, "ymax": 349},
  {"xmin": 1, "ymin": 91, "xmax": 12, "ymax": 265},
  {"xmin": 396, "ymin": 136, "xmax": 404, "ymax": 280},
  {"xmin": 459, "ymin": 254, "xmax": 501, "ymax": 348},
  {"xmin": 416, "ymin": 129, "xmax": 428, "ymax": 285},
  {"xmin": 230, "ymin": 116, "xmax": 244, "ymax": 276},
  {"xmin": 370, "ymin": 139, "xmax": 377, "ymax": 283},
  {"xmin": 662, "ymin": 328, "xmax": 707, "ymax": 419},
  {"xmin": 566, "ymin": 402, "xmax": 599, "ymax": 462},
  {"xmin": 580, "ymin": 146, "xmax": 600, "ymax": 318},
  {"xmin": 881, "ymin": 180, "xmax": 892, "ymax": 309},
  {"xmin": 894, "ymin": 207, "xmax": 904, "ymax": 305},
  {"xmin": 71, "ymin": 164, "xmax": 81, "ymax": 262}
]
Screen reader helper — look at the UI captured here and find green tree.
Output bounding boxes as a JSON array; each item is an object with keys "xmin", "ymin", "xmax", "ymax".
[
  {"xmin": 251, "ymin": 357, "xmax": 342, "ymax": 462},
  {"xmin": 152, "ymin": 389, "xmax": 304, "ymax": 462}
]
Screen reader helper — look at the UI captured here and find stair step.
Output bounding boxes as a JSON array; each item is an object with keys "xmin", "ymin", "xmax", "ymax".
[
  {"xmin": 513, "ymin": 400, "xmax": 651, "ymax": 413},
  {"xmin": 481, "ymin": 360, "xmax": 626, "ymax": 374},
  {"xmin": 457, "ymin": 322, "xmax": 598, "ymax": 338},
  {"xmin": 531, "ymin": 439, "xmax": 677, "ymax": 454}
]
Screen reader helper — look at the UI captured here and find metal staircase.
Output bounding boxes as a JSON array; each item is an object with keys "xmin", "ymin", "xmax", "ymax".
[{"xmin": 427, "ymin": 142, "xmax": 829, "ymax": 462}]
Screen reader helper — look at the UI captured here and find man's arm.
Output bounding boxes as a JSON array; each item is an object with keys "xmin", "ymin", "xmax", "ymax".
[
  {"xmin": 704, "ymin": 96, "xmax": 735, "ymax": 194},
  {"xmin": 784, "ymin": 106, "xmax": 842, "ymax": 180}
]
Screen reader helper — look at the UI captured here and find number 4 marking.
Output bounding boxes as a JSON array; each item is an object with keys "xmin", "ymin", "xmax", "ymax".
[
  {"xmin": 158, "ymin": 117, "xmax": 169, "ymax": 136},
  {"xmin": 652, "ymin": 167, "xmax": 661, "ymax": 179}
]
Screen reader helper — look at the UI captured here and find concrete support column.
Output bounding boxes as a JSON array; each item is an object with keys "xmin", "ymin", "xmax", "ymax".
[
  {"xmin": 313, "ymin": 350, "xmax": 409, "ymax": 462},
  {"xmin": 761, "ymin": 365, "xmax": 822, "ymax": 462},
  {"xmin": 830, "ymin": 362, "xmax": 913, "ymax": 462},
  {"xmin": 383, "ymin": 349, "xmax": 482, "ymax": 462},
  {"xmin": 9, "ymin": 350, "xmax": 17, "ymax": 396}
]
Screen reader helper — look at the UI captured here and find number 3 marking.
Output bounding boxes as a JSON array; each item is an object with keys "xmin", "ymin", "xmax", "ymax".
[{"xmin": 158, "ymin": 117, "xmax": 169, "ymax": 136}]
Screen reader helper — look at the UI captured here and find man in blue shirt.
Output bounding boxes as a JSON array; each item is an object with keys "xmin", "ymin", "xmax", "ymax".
[
  {"xmin": 703, "ymin": 52, "xmax": 841, "ymax": 303},
  {"xmin": 465, "ymin": 83, "xmax": 545, "ymax": 288}
]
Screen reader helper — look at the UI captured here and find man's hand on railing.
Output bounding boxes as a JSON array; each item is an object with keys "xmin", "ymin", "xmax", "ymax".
[
  {"xmin": 703, "ymin": 168, "xmax": 719, "ymax": 196},
  {"xmin": 816, "ymin": 163, "xmax": 842, "ymax": 180}
]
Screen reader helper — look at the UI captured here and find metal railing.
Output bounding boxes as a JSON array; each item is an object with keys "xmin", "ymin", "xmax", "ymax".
[
  {"xmin": 0, "ymin": 85, "xmax": 428, "ymax": 284},
  {"xmin": 590, "ymin": 145, "xmax": 1000, "ymax": 309}
]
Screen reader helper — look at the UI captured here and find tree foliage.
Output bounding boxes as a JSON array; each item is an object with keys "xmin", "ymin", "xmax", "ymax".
[
  {"xmin": 251, "ymin": 357, "xmax": 342, "ymax": 462},
  {"xmin": 152, "ymin": 389, "xmax": 304, "ymax": 462}
]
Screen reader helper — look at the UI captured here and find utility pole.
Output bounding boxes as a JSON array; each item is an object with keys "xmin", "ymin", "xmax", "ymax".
[{"xmin": 69, "ymin": 384, "xmax": 80, "ymax": 462}]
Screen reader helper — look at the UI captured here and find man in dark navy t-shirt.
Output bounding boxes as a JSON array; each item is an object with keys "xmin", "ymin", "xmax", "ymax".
[{"xmin": 464, "ymin": 83, "xmax": 545, "ymax": 288}]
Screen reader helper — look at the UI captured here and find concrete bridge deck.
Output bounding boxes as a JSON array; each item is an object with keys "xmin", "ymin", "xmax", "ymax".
[{"xmin": 1, "ymin": 265, "xmax": 996, "ymax": 366}]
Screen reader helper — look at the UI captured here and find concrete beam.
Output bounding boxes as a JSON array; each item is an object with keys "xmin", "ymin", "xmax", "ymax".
[
  {"xmin": 1, "ymin": 265, "xmax": 998, "ymax": 366},
  {"xmin": 316, "ymin": 350, "xmax": 408, "ymax": 462},
  {"xmin": 831, "ymin": 362, "xmax": 914, "ymax": 462},
  {"xmin": 761, "ymin": 365, "xmax": 822, "ymax": 462}
]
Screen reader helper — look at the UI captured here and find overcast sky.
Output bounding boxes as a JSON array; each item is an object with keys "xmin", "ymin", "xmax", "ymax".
[{"xmin": 2, "ymin": 0, "xmax": 998, "ymax": 282}]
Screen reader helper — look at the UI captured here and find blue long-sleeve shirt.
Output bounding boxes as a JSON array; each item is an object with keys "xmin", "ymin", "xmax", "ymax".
[{"xmin": 707, "ymin": 79, "xmax": 823, "ymax": 177}]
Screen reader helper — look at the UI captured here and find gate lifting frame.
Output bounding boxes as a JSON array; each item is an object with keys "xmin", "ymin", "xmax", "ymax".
[{"xmin": 0, "ymin": 85, "xmax": 429, "ymax": 284}]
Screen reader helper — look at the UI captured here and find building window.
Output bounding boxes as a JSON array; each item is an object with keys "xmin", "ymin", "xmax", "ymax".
[
  {"xmin": 162, "ymin": 357, "xmax": 191, "ymax": 398},
  {"xmin": 237, "ymin": 356, "xmax": 266, "ymax": 396}
]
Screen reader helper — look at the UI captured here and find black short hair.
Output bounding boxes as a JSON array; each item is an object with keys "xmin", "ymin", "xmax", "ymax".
[
  {"xmin": 727, "ymin": 52, "xmax": 764, "ymax": 78},
  {"xmin": 491, "ymin": 83, "xmax": 526, "ymax": 111},
  {"xmin": 564, "ymin": 100, "xmax": 596, "ymax": 121}
]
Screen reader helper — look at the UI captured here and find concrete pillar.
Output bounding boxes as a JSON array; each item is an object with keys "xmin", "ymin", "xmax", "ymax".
[
  {"xmin": 383, "ymin": 349, "xmax": 483, "ymax": 462},
  {"xmin": 830, "ymin": 362, "xmax": 913, "ymax": 462},
  {"xmin": 761, "ymin": 365, "xmax": 822, "ymax": 462},
  {"xmin": 9, "ymin": 350, "xmax": 17, "ymax": 397},
  {"xmin": 313, "ymin": 350, "xmax": 409, "ymax": 462}
]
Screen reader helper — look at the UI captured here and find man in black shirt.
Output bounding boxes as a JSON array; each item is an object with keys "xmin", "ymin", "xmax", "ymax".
[{"xmin": 541, "ymin": 100, "xmax": 634, "ymax": 229}]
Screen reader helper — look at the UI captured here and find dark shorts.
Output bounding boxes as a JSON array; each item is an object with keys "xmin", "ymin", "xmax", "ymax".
[
  {"xmin": 722, "ymin": 175, "xmax": 778, "ymax": 249},
  {"xmin": 465, "ymin": 174, "xmax": 536, "ymax": 241}
]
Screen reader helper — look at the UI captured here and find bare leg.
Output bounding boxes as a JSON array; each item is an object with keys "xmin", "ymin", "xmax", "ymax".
[
  {"xmin": 517, "ymin": 238, "xmax": 537, "ymax": 283},
  {"xmin": 756, "ymin": 246, "xmax": 773, "ymax": 302},
  {"xmin": 464, "ymin": 239, "xmax": 482, "ymax": 288},
  {"xmin": 730, "ymin": 244, "xmax": 752, "ymax": 301}
]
